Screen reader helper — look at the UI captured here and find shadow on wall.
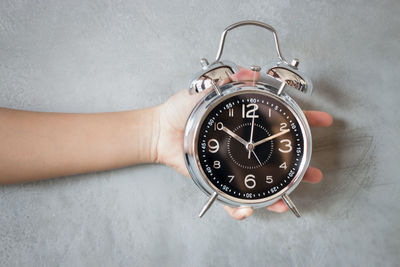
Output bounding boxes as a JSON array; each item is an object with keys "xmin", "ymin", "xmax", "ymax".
[{"xmin": 254, "ymin": 77, "xmax": 376, "ymax": 220}]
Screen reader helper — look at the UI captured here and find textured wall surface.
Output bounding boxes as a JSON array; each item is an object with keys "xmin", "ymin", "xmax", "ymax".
[{"xmin": 0, "ymin": 0, "xmax": 399, "ymax": 266}]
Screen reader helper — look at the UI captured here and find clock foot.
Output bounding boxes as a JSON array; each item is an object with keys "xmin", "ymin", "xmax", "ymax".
[
  {"xmin": 198, "ymin": 192, "xmax": 218, "ymax": 218},
  {"xmin": 281, "ymin": 194, "xmax": 301, "ymax": 218}
]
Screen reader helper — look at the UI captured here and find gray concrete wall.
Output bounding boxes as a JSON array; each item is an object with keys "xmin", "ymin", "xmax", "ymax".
[{"xmin": 0, "ymin": 0, "xmax": 399, "ymax": 266}]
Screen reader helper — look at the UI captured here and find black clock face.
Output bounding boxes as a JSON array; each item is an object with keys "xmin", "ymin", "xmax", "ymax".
[{"xmin": 197, "ymin": 91, "xmax": 306, "ymax": 201}]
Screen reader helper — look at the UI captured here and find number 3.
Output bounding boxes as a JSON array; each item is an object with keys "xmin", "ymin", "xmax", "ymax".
[{"xmin": 279, "ymin": 139, "xmax": 292, "ymax": 153}]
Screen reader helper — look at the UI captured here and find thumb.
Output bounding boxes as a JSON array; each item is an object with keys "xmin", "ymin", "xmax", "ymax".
[{"xmin": 223, "ymin": 205, "xmax": 253, "ymax": 220}]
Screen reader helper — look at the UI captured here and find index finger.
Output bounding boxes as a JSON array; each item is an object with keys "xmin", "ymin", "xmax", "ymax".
[
  {"xmin": 304, "ymin": 111, "xmax": 333, "ymax": 127},
  {"xmin": 225, "ymin": 68, "xmax": 334, "ymax": 128}
]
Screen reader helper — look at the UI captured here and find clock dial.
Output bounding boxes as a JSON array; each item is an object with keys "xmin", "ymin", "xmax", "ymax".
[{"xmin": 197, "ymin": 91, "xmax": 305, "ymax": 200}]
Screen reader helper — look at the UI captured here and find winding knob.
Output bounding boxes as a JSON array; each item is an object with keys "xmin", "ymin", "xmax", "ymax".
[
  {"xmin": 250, "ymin": 65, "xmax": 261, "ymax": 72},
  {"xmin": 290, "ymin": 58, "xmax": 300, "ymax": 69}
]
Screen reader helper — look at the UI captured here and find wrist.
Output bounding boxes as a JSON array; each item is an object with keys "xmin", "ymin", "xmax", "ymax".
[
  {"xmin": 150, "ymin": 105, "xmax": 162, "ymax": 164},
  {"xmin": 124, "ymin": 105, "xmax": 161, "ymax": 165}
]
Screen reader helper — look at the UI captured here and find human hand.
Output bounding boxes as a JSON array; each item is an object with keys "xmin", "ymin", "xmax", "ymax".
[{"xmin": 154, "ymin": 68, "xmax": 333, "ymax": 220}]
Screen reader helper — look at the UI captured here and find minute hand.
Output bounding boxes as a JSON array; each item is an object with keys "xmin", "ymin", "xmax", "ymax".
[
  {"xmin": 222, "ymin": 127, "xmax": 248, "ymax": 147},
  {"xmin": 253, "ymin": 129, "xmax": 290, "ymax": 147}
]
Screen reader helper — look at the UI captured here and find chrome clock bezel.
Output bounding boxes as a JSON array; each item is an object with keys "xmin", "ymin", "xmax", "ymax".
[{"xmin": 184, "ymin": 81, "xmax": 312, "ymax": 208}]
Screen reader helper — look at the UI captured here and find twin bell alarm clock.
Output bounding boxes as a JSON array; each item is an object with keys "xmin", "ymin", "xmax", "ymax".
[{"xmin": 183, "ymin": 20, "xmax": 313, "ymax": 218}]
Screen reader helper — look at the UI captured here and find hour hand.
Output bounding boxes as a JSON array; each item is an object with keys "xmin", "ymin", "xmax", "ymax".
[
  {"xmin": 221, "ymin": 126, "xmax": 248, "ymax": 147},
  {"xmin": 253, "ymin": 129, "xmax": 290, "ymax": 147}
]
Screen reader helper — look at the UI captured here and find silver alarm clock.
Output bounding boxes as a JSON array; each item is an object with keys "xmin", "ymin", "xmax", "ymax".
[{"xmin": 184, "ymin": 21, "xmax": 313, "ymax": 218}]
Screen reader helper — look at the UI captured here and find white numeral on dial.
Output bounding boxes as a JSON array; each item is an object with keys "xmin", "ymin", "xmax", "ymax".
[
  {"xmin": 213, "ymin": 161, "xmax": 221, "ymax": 169},
  {"xmin": 228, "ymin": 175, "xmax": 235, "ymax": 183},
  {"xmin": 229, "ymin": 108, "xmax": 234, "ymax": 117},
  {"xmin": 213, "ymin": 122, "xmax": 223, "ymax": 131},
  {"xmin": 266, "ymin": 175, "xmax": 273, "ymax": 184},
  {"xmin": 207, "ymin": 139, "xmax": 219, "ymax": 153},
  {"xmin": 280, "ymin": 122, "xmax": 288, "ymax": 131},
  {"xmin": 279, "ymin": 162, "xmax": 287, "ymax": 169},
  {"xmin": 279, "ymin": 139, "xmax": 292, "ymax": 153},
  {"xmin": 242, "ymin": 104, "xmax": 259, "ymax": 119},
  {"xmin": 244, "ymin": 174, "xmax": 256, "ymax": 189}
]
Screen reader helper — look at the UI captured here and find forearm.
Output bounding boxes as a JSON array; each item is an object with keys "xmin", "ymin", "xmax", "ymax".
[{"xmin": 0, "ymin": 107, "xmax": 159, "ymax": 184}]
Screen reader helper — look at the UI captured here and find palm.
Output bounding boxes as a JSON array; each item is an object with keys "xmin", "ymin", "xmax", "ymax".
[{"xmin": 157, "ymin": 89, "xmax": 205, "ymax": 176}]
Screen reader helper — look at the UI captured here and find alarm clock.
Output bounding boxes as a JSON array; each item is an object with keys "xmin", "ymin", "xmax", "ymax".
[{"xmin": 184, "ymin": 21, "xmax": 313, "ymax": 218}]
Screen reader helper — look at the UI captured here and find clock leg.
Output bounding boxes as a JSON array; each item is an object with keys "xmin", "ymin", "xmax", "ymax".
[
  {"xmin": 277, "ymin": 81, "xmax": 286, "ymax": 96},
  {"xmin": 281, "ymin": 194, "xmax": 301, "ymax": 218},
  {"xmin": 198, "ymin": 191, "xmax": 218, "ymax": 218}
]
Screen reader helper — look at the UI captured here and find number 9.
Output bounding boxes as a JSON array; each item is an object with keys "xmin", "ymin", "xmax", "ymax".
[{"xmin": 207, "ymin": 139, "xmax": 219, "ymax": 153}]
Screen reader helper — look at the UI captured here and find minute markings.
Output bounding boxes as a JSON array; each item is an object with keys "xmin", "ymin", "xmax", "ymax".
[{"xmin": 198, "ymin": 93, "xmax": 304, "ymax": 200}]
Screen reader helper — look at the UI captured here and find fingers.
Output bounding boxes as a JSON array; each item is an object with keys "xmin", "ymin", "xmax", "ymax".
[
  {"xmin": 229, "ymin": 69, "xmax": 334, "ymax": 129},
  {"xmin": 266, "ymin": 199, "xmax": 289, "ymax": 213},
  {"xmin": 223, "ymin": 165, "xmax": 321, "ymax": 218},
  {"xmin": 221, "ymin": 165, "xmax": 322, "ymax": 219},
  {"xmin": 304, "ymin": 110, "xmax": 333, "ymax": 127},
  {"xmin": 218, "ymin": 67, "xmax": 260, "ymax": 87},
  {"xmin": 223, "ymin": 202, "xmax": 287, "ymax": 219},
  {"xmin": 302, "ymin": 166, "xmax": 323, "ymax": 184},
  {"xmin": 223, "ymin": 205, "xmax": 253, "ymax": 220},
  {"xmin": 231, "ymin": 67, "xmax": 260, "ymax": 82},
  {"xmin": 266, "ymin": 166, "xmax": 322, "ymax": 213},
  {"xmin": 229, "ymin": 71, "xmax": 334, "ymax": 129},
  {"xmin": 222, "ymin": 167, "xmax": 322, "ymax": 219}
]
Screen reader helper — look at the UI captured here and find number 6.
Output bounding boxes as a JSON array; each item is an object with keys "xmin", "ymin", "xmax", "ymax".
[{"xmin": 244, "ymin": 174, "xmax": 256, "ymax": 189}]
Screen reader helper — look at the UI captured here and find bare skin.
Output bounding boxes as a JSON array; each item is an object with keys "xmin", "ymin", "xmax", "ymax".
[{"xmin": 0, "ymin": 68, "xmax": 333, "ymax": 220}]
